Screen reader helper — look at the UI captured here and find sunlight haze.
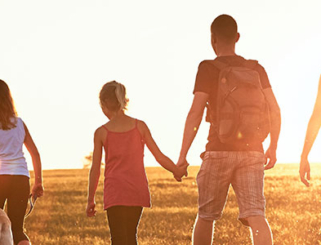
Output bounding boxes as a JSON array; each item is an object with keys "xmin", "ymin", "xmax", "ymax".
[{"xmin": 1, "ymin": 0, "xmax": 321, "ymax": 170}]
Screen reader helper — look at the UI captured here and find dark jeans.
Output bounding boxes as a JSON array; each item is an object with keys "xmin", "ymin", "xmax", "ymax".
[
  {"xmin": 107, "ymin": 205, "xmax": 143, "ymax": 245},
  {"xmin": 0, "ymin": 175, "xmax": 30, "ymax": 244}
]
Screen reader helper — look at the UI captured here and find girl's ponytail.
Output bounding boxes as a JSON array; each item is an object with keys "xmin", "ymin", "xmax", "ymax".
[
  {"xmin": 114, "ymin": 82, "xmax": 128, "ymax": 111},
  {"xmin": 99, "ymin": 81, "xmax": 128, "ymax": 112}
]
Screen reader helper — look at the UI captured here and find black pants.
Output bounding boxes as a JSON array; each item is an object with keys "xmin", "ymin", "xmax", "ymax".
[
  {"xmin": 0, "ymin": 175, "xmax": 30, "ymax": 244},
  {"xmin": 106, "ymin": 206, "xmax": 143, "ymax": 245}
]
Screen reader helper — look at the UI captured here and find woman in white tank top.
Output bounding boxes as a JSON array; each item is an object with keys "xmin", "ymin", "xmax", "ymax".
[{"xmin": 0, "ymin": 79, "xmax": 43, "ymax": 245}]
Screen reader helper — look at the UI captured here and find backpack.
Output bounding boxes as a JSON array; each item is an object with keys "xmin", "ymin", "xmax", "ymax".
[{"xmin": 206, "ymin": 59, "xmax": 270, "ymax": 144}]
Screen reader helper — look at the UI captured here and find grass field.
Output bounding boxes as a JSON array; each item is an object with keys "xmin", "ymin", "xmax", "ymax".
[{"xmin": 25, "ymin": 164, "xmax": 321, "ymax": 245}]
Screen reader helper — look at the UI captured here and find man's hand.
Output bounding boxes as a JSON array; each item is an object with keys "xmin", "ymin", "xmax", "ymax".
[
  {"xmin": 264, "ymin": 147, "xmax": 277, "ymax": 170},
  {"xmin": 86, "ymin": 201, "xmax": 96, "ymax": 217},
  {"xmin": 299, "ymin": 157, "xmax": 310, "ymax": 187}
]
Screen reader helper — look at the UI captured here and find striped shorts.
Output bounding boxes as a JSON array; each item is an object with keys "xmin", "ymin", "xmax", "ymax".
[{"xmin": 196, "ymin": 151, "xmax": 266, "ymax": 226}]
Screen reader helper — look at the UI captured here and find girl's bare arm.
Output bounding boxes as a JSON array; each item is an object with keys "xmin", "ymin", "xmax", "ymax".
[
  {"xmin": 87, "ymin": 128, "xmax": 104, "ymax": 203},
  {"xmin": 138, "ymin": 121, "xmax": 187, "ymax": 178}
]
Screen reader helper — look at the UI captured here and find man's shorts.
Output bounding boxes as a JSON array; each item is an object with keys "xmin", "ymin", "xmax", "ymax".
[{"xmin": 196, "ymin": 151, "xmax": 266, "ymax": 226}]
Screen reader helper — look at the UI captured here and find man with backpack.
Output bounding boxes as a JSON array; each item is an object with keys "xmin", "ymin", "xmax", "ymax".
[{"xmin": 176, "ymin": 14, "xmax": 281, "ymax": 245}]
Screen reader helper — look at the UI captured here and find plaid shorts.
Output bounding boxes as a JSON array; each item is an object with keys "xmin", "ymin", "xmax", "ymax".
[{"xmin": 196, "ymin": 151, "xmax": 266, "ymax": 226}]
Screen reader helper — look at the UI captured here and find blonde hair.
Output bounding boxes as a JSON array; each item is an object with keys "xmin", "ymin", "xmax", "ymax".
[{"xmin": 99, "ymin": 81, "xmax": 128, "ymax": 112}]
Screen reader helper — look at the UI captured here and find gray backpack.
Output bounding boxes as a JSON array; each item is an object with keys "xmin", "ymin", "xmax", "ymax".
[{"xmin": 207, "ymin": 59, "xmax": 270, "ymax": 144}]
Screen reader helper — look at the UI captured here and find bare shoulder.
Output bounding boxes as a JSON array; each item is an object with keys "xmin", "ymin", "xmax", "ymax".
[
  {"xmin": 136, "ymin": 119, "xmax": 150, "ymax": 138},
  {"xmin": 136, "ymin": 119, "xmax": 148, "ymax": 128},
  {"xmin": 95, "ymin": 125, "xmax": 106, "ymax": 133},
  {"xmin": 94, "ymin": 126, "xmax": 107, "ymax": 144}
]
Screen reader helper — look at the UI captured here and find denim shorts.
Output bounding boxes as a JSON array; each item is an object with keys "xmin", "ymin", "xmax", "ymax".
[{"xmin": 196, "ymin": 151, "xmax": 266, "ymax": 226}]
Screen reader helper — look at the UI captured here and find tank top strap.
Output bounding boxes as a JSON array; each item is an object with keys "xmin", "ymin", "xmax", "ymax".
[
  {"xmin": 102, "ymin": 120, "xmax": 137, "ymax": 132},
  {"xmin": 101, "ymin": 125, "xmax": 109, "ymax": 147}
]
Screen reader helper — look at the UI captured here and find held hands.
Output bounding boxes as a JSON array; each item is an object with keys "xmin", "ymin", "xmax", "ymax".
[
  {"xmin": 264, "ymin": 146, "xmax": 277, "ymax": 170},
  {"xmin": 86, "ymin": 200, "xmax": 97, "ymax": 217},
  {"xmin": 174, "ymin": 159, "xmax": 189, "ymax": 182},
  {"xmin": 299, "ymin": 157, "xmax": 310, "ymax": 187}
]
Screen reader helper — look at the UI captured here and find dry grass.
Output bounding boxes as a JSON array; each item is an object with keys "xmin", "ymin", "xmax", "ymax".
[{"xmin": 24, "ymin": 164, "xmax": 321, "ymax": 244}]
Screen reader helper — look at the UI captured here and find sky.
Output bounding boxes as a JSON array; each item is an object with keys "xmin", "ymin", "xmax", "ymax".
[{"xmin": 0, "ymin": 0, "xmax": 321, "ymax": 170}]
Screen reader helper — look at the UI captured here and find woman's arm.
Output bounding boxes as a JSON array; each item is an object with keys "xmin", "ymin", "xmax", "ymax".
[
  {"xmin": 23, "ymin": 122, "xmax": 44, "ymax": 198},
  {"xmin": 86, "ymin": 127, "xmax": 104, "ymax": 216},
  {"xmin": 300, "ymin": 76, "xmax": 321, "ymax": 186}
]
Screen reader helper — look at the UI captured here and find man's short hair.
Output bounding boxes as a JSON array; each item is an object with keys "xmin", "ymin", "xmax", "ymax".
[{"xmin": 211, "ymin": 14, "xmax": 238, "ymax": 43}]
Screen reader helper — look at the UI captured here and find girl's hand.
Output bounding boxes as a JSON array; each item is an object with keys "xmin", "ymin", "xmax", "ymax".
[
  {"xmin": 32, "ymin": 183, "xmax": 44, "ymax": 198},
  {"xmin": 86, "ymin": 201, "xmax": 96, "ymax": 217},
  {"xmin": 174, "ymin": 160, "xmax": 189, "ymax": 182}
]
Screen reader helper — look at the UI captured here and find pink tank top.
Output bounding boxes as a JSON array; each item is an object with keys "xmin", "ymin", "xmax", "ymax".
[{"xmin": 102, "ymin": 119, "xmax": 151, "ymax": 209}]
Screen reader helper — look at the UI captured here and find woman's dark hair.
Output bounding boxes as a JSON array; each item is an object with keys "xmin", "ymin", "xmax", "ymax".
[{"xmin": 0, "ymin": 79, "xmax": 17, "ymax": 130}]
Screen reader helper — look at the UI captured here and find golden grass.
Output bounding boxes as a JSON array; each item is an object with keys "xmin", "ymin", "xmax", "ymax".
[{"xmin": 25, "ymin": 164, "xmax": 321, "ymax": 244}]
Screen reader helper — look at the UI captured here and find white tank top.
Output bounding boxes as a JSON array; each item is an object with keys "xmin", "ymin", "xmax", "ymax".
[{"xmin": 0, "ymin": 117, "xmax": 29, "ymax": 177}]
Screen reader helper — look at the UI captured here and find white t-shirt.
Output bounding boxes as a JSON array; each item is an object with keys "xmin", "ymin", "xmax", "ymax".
[{"xmin": 0, "ymin": 117, "xmax": 29, "ymax": 177}]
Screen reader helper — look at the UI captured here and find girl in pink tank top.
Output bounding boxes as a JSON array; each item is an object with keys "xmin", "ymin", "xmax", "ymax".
[{"xmin": 86, "ymin": 81, "xmax": 187, "ymax": 245}]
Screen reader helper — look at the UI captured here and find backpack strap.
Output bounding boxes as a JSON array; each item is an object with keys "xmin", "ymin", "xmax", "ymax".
[
  {"xmin": 209, "ymin": 59, "xmax": 230, "ymax": 71},
  {"xmin": 243, "ymin": 59, "xmax": 259, "ymax": 69},
  {"xmin": 102, "ymin": 125, "xmax": 109, "ymax": 146},
  {"xmin": 210, "ymin": 58, "xmax": 259, "ymax": 70}
]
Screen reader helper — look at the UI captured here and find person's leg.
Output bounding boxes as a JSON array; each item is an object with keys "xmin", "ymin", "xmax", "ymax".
[
  {"xmin": 232, "ymin": 152, "xmax": 272, "ymax": 245},
  {"xmin": 192, "ymin": 215, "xmax": 215, "ymax": 245},
  {"xmin": 107, "ymin": 206, "xmax": 128, "ymax": 245},
  {"xmin": 194, "ymin": 152, "xmax": 236, "ymax": 245},
  {"xmin": 6, "ymin": 176, "xmax": 30, "ymax": 245},
  {"xmin": 246, "ymin": 216, "xmax": 272, "ymax": 245},
  {"xmin": 0, "ymin": 175, "xmax": 9, "ymax": 209},
  {"xmin": 125, "ymin": 206, "xmax": 142, "ymax": 245},
  {"xmin": 0, "ymin": 176, "xmax": 13, "ymax": 245},
  {"xmin": 0, "ymin": 209, "xmax": 13, "ymax": 245}
]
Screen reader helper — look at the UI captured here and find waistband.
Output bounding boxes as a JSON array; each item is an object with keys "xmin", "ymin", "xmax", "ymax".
[{"xmin": 202, "ymin": 151, "xmax": 265, "ymax": 160}]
